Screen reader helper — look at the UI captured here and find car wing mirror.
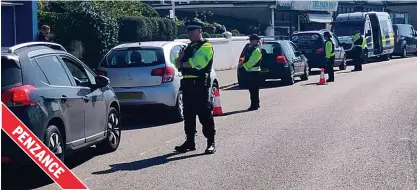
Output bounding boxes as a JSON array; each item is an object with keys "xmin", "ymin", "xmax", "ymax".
[{"xmin": 94, "ymin": 75, "xmax": 110, "ymax": 89}]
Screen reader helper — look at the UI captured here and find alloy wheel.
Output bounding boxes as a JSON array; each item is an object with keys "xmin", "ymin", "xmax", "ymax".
[
  {"xmin": 107, "ymin": 111, "xmax": 120, "ymax": 147},
  {"xmin": 48, "ymin": 133, "xmax": 63, "ymax": 157}
]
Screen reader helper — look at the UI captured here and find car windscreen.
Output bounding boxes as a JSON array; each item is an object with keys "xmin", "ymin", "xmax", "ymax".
[
  {"xmin": 1, "ymin": 57, "xmax": 22, "ymax": 90},
  {"xmin": 101, "ymin": 48, "xmax": 165, "ymax": 68},
  {"xmin": 291, "ymin": 33, "xmax": 323, "ymax": 49},
  {"xmin": 333, "ymin": 22, "xmax": 364, "ymax": 37},
  {"xmin": 395, "ymin": 25, "xmax": 413, "ymax": 36}
]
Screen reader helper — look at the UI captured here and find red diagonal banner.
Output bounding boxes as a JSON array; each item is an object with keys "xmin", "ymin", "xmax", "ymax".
[{"xmin": 2, "ymin": 103, "xmax": 88, "ymax": 190}]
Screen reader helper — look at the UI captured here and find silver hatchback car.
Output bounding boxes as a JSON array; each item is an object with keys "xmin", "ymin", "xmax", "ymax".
[{"xmin": 95, "ymin": 41, "xmax": 219, "ymax": 121}]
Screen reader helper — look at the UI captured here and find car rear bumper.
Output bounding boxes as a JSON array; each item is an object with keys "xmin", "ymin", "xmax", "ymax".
[
  {"xmin": 260, "ymin": 65, "xmax": 291, "ymax": 79},
  {"xmin": 113, "ymin": 82, "xmax": 180, "ymax": 107},
  {"xmin": 2, "ymin": 105, "xmax": 48, "ymax": 166}
]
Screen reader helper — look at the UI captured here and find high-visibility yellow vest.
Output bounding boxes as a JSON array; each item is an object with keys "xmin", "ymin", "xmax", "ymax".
[{"xmin": 242, "ymin": 46, "xmax": 262, "ymax": 72}]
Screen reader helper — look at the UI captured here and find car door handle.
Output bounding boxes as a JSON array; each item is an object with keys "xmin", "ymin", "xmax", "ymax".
[
  {"xmin": 60, "ymin": 95, "xmax": 68, "ymax": 103},
  {"xmin": 82, "ymin": 96, "xmax": 89, "ymax": 103}
]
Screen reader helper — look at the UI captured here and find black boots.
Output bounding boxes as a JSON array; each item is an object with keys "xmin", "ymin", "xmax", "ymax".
[
  {"xmin": 205, "ymin": 139, "xmax": 216, "ymax": 154},
  {"xmin": 174, "ymin": 137, "xmax": 196, "ymax": 153},
  {"xmin": 247, "ymin": 105, "xmax": 260, "ymax": 111},
  {"xmin": 175, "ymin": 136, "xmax": 216, "ymax": 154}
]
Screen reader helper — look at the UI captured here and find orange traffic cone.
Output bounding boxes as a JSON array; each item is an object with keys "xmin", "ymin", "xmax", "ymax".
[
  {"xmin": 212, "ymin": 88, "xmax": 223, "ymax": 116},
  {"xmin": 318, "ymin": 68, "xmax": 326, "ymax": 85}
]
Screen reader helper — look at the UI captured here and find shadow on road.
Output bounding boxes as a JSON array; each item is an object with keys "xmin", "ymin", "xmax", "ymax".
[
  {"xmin": 92, "ymin": 152, "xmax": 206, "ymax": 175},
  {"xmin": 121, "ymin": 108, "xmax": 181, "ymax": 131},
  {"xmin": 225, "ymin": 79, "xmax": 301, "ymax": 91},
  {"xmin": 219, "ymin": 109, "xmax": 250, "ymax": 117},
  {"xmin": 1, "ymin": 147, "xmax": 101, "ymax": 190}
]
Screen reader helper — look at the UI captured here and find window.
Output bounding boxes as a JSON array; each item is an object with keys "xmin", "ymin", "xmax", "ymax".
[
  {"xmin": 1, "ymin": 58, "xmax": 22, "ymax": 88},
  {"xmin": 282, "ymin": 42, "xmax": 295, "ymax": 58},
  {"xmin": 170, "ymin": 45, "xmax": 182, "ymax": 63},
  {"xmin": 289, "ymin": 42, "xmax": 301, "ymax": 52},
  {"xmin": 260, "ymin": 43, "xmax": 282, "ymax": 55},
  {"xmin": 103, "ymin": 48, "xmax": 165, "ymax": 68},
  {"xmin": 61, "ymin": 56, "xmax": 95, "ymax": 87},
  {"xmin": 34, "ymin": 56, "xmax": 72, "ymax": 86},
  {"xmin": 31, "ymin": 59, "xmax": 48, "ymax": 85}
]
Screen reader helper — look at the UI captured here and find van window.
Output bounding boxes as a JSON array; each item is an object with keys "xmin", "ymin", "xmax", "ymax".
[
  {"xmin": 380, "ymin": 20, "xmax": 389, "ymax": 35},
  {"xmin": 333, "ymin": 22, "xmax": 364, "ymax": 36},
  {"xmin": 102, "ymin": 48, "xmax": 165, "ymax": 68}
]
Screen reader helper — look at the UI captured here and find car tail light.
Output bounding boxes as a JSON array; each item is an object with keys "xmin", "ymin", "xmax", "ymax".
[
  {"xmin": 95, "ymin": 69, "xmax": 107, "ymax": 77},
  {"xmin": 151, "ymin": 67, "xmax": 175, "ymax": 83},
  {"xmin": 2, "ymin": 156, "xmax": 12, "ymax": 164},
  {"xmin": 1, "ymin": 85, "xmax": 37, "ymax": 106},
  {"xmin": 316, "ymin": 48, "xmax": 324, "ymax": 55},
  {"xmin": 276, "ymin": 56, "xmax": 287, "ymax": 64},
  {"xmin": 238, "ymin": 57, "xmax": 244, "ymax": 65}
]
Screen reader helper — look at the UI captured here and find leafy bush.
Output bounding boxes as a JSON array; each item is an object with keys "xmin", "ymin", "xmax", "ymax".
[
  {"xmin": 118, "ymin": 16, "xmax": 177, "ymax": 42},
  {"xmin": 38, "ymin": 2, "xmax": 119, "ymax": 68}
]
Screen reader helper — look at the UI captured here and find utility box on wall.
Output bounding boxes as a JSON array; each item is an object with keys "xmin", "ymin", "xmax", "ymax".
[{"xmin": 1, "ymin": 1, "xmax": 38, "ymax": 47}]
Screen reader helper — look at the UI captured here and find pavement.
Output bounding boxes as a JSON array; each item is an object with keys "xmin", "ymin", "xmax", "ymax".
[{"xmin": 3, "ymin": 56, "xmax": 417, "ymax": 190}]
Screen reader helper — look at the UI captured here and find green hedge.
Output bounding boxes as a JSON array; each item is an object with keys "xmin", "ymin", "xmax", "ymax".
[
  {"xmin": 118, "ymin": 16, "xmax": 177, "ymax": 42},
  {"xmin": 38, "ymin": 2, "xmax": 119, "ymax": 68}
]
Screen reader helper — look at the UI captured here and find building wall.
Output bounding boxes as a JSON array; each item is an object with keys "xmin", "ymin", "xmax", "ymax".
[
  {"xmin": 1, "ymin": 1, "xmax": 38, "ymax": 47},
  {"xmin": 386, "ymin": 5, "xmax": 417, "ymax": 27}
]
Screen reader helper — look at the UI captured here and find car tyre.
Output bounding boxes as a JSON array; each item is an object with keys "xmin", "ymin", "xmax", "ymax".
[
  {"xmin": 172, "ymin": 90, "xmax": 184, "ymax": 122},
  {"xmin": 402, "ymin": 47, "xmax": 407, "ymax": 58},
  {"xmin": 300, "ymin": 66, "xmax": 309, "ymax": 81},
  {"xmin": 283, "ymin": 67, "xmax": 295, "ymax": 85},
  {"xmin": 96, "ymin": 107, "xmax": 121, "ymax": 153},
  {"xmin": 45, "ymin": 125, "xmax": 65, "ymax": 162}
]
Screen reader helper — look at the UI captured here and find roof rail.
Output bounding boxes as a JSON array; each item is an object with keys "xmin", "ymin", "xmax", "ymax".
[{"xmin": 8, "ymin": 42, "xmax": 67, "ymax": 53}]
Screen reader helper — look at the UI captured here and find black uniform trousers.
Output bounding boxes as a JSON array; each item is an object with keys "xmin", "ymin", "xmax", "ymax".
[
  {"xmin": 246, "ymin": 71, "xmax": 260, "ymax": 108},
  {"xmin": 353, "ymin": 46, "xmax": 363, "ymax": 71},
  {"xmin": 325, "ymin": 56, "xmax": 335, "ymax": 81},
  {"xmin": 181, "ymin": 78, "xmax": 216, "ymax": 141}
]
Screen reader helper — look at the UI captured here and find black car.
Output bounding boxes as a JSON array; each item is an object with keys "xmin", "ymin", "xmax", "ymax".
[
  {"xmin": 237, "ymin": 40, "xmax": 309, "ymax": 87},
  {"xmin": 1, "ymin": 42, "xmax": 121, "ymax": 166},
  {"xmin": 393, "ymin": 24, "xmax": 417, "ymax": 57},
  {"xmin": 291, "ymin": 30, "xmax": 347, "ymax": 71}
]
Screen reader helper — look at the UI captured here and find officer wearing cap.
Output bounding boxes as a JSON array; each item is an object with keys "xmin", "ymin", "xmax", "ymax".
[
  {"xmin": 238, "ymin": 34, "xmax": 262, "ymax": 111},
  {"xmin": 323, "ymin": 31, "xmax": 335, "ymax": 82},
  {"xmin": 352, "ymin": 29, "xmax": 364, "ymax": 72},
  {"xmin": 174, "ymin": 21, "xmax": 216, "ymax": 154}
]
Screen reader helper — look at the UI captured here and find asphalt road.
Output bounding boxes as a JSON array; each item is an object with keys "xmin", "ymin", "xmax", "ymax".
[{"xmin": 3, "ymin": 57, "xmax": 417, "ymax": 190}]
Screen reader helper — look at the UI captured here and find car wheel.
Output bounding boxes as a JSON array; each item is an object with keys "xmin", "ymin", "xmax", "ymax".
[
  {"xmin": 300, "ymin": 65, "xmax": 309, "ymax": 81},
  {"xmin": 283, "ymin": 67, "xmax": 295, "ymax": 85},
  {"xmin": 402, "ymin": 47, "xmax": 407, "ymax": 58},
  {"xmin": 172, "ymin": 90, "xmax": 184, "ymax": 121},
  {"xmin": 45, "ymin": 125, "xmax": 65, "ymax": 162},
  {"xmin": 96, "ymin": 107, "xmax": 121, "ymax": 153},
  {"xmin": 339, "ymin": 57, "xmax": 347, "ymax": 70}
]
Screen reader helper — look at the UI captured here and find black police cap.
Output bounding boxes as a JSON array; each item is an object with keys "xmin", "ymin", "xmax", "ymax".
[
  {"xmin": 249, "ymin": 34, "xmax": 260, "ymax": 40},
  {"xmin": 323, "ymin": 31, "xmax": 332, "ymax": 38},
  {"xmin": 185, "ymin": 21, "xmax": 203, "ymax": 31}
]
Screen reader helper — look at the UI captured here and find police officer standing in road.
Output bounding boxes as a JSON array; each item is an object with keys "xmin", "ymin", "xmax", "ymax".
[
  {"xmin": 324, "ymin": 31, "xmax": 335, "ymax": 82},
  {"xmin": 174, "ymin": 21, "xmax": 216, "ymax": 154},
  {"xmin": 239, "ymin": 34, "xmax": 263, "ymax": 111},
  {"xmin": 352, "ymin": 29, "xmax": 364, "ymax": 72}
]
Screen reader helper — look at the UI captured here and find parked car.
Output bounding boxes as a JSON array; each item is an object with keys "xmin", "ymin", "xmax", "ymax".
[
  {"xmin": 95, "ymin": 41, "xmax": 219, "ymax": 121},
  {"xmin": 1, "ymin": 42, "xmax": 121, "ymax": 166},
  {"xmin": 291, "ymin": 30, "xmax": 347, "ymax": 71},
  {"xmin": 237, "ymin": 39, "xmax": 309, "ymax": 87},
  {"xmin": 393, "ymin": 24, "xmax": 417, "ymax": 57}
]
